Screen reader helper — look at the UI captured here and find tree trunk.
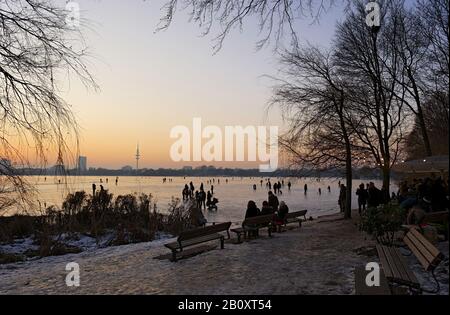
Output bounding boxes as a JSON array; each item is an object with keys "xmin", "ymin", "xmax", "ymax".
[
  {"xmin": 417, "ymin": 107, "xmax": 433, "ymax": 157},
  {"xmin": 382, "ymin": 164, "xmax": 390, "ymax": 202},
  {"xmin": 345, "ymin": 157, "xmax": 353, "ymax": 219}
]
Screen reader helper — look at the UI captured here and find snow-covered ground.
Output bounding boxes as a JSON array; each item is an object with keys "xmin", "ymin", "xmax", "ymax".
[
  {"xmin": 0, "ymin": 231, "xmax": 173, "ymax": 258},
  {"xmin": 0, "ymin": 215, "xmax": 448, "ymax": 295}
]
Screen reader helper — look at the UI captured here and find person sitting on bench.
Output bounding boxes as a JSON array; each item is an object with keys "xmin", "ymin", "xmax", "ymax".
[
  {"xmin": 245, "ymin": 201, "xmax": 261, "ymax": 237},
  {"xmin": 268, "ymin": 191, "xmax": 279, "ymax": 212},
  {"xmin": 274, "ymin": 201, "xmax": 289, "ymax": 230},
  {"xmin": 245, "ymin": 200, "xmax": 260, "ymax": 218},
  {"xmin": 260, "ymin": 201, "xmax": 274, "ymax": 216}
]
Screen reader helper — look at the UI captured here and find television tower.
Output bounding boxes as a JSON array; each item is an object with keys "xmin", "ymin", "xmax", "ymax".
[{"xmin": 135, "ymin": 143, "xmax": 140, "ymax": 171}]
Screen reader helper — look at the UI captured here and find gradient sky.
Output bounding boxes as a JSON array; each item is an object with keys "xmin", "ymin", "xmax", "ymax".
[{"xmin": 58, "ymin": 0, "xmax": 345, "ymax": 169}]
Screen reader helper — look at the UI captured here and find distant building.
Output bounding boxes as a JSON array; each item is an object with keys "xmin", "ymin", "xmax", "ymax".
[
  {"xmin": 182, "ymin": 166, "xmax": 193, "ymax": 171},
  {"xmin": 78, "ymin": 156, "xmax": 87, "ymax": 173},
  {"xmin": 121, "ymin": 165, "xmax": 133, "ymax": 172}
]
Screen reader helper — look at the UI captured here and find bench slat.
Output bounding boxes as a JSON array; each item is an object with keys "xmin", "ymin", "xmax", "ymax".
[
  {"xmin": 285, "ymin": 210, "xmax": 307, "ymax": 220},
  {"xmin": 377, "ymin": 245, "xmax": 420, "ymax": 289},
  {"xmin": 179, "ymin": 222, "xmax": 231, "ymax": 242},
  {"xmin": 243, "ymin": 214, "xmax": 273, "ymax": 227},
  {"xmin": 165, "ymin": 241, "xmax": 179, "ymax": 250},
  {"xmin": 391, "ymin": 246, "xmax": 419, "ymax": 287},
  {"xmin": 376, "ymin": 246, "xmax": 393, "ymax": 279},
  {"xmin": 388, "ymin": 246, "xmax": 410, "ymax": 283},
  {"xmin": 403, "ymin": 235, "xmax": 432, "ymax": 271},
  {"xmin": 409, "ymin": 228, "xmax": 441, "ymax": 260},
  {"xmin": 166, "ymin": 233, "xmax": 223, "ymax": 250},
  {"xmin": 180, "ymin": 233, "xmax": 222, "ymax": 247},
  {"xmin": 378, "ymin": 245, "xmax": 402, "ymax": 280}
]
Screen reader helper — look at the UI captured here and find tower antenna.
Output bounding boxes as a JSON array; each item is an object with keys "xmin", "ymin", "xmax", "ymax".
[{"xmin": 135, "ymin": 143, "xmax": 140, "ymax": 171}]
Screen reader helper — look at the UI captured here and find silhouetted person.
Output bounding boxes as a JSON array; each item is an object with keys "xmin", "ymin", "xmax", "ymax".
[
  {"xmin": 199, "ymin": 189, "xmax": 206, "ymax": 209},
  {"xmin": 182, "ymin": 184, "xmax": 189, "ymax": 201},
  {"xmin": 245, "ymin": 200, "xmax": 260, "ymax": 219},
  {"xmin": 356, "ymin": 183, "xmax": 369, "ymax": 214},
  {"xmin": 368, "ymin": 182, "xmax": 382, "ymax": 208},
  {"xmin": 328, "ymin": 186, "xmax": 331, "ymax": 193},
  {"xmin": 288, "ymin": 182, "xmax": 291, "ymax": 191},
  {"xmin": 195, "ymin": 191, "xmax": 200, "ymax": 208},
  {"xmin": 207, "ymin": 191, "xmax": 212, "ymax": 206},
  {"xmin": 92, "ymin": 183, "xmax": 96, "ymax": 196},
  {"xmin": 304, "ymin": 184, "xmax": 308, "ymax": 194},
  {"xmin": 268, "ymin": 191, "xmax": 279, "ymax": 211},
  {"xmin": 190, "ymin": 182, "xmax": 195, "ymax": 198},
  {"xmin": 277, "ymin": 201, "xmax": 289, "ymax": 221},
  {"xmin": 318, "ymin": 188, "xmax": 322, "ymax": 195},
  {"xmin": 260, "ymin": 201, "xmax": 274, "ymax": 215},
  {"xmin": 339, "ymin": 184, "xmax": 346, "ymax": 213},
  {"xmin": 211, "ymin": 185, "xmax": 214, "ymax": 195}
]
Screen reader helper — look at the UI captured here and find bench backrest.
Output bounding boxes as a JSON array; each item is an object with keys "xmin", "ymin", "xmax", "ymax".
[
  {"xmin": 285, "ymin": 210, "xmax": 308, "ymax": 220},
  {"xmin": 178, "ymin": 222, "xmax": 231, "ymax": 242},
  {"xmin": 403, "ymin": 228, "xmax": 444, "ymax": 271},
  {"xmin": 423, "ymin": 211, "xmax": 449, "ymax": 224},
  {"xmin": 243, "ymin": 214, "xmax": 273, "ymax": 227}
]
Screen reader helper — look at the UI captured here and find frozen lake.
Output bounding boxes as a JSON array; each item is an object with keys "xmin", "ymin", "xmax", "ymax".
[{"xmin": 11, "ymin": 176, "xmax": 395, "ymax": 224}]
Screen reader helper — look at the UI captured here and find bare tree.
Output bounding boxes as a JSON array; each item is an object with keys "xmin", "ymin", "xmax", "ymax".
[
  {"xmin": 272, "ymin": 46, "xmax": 367, "ymax": 219},
  {"xmin": 417, "ymin": 0, "xmax": 449, "ymax": 90},
  {"xmin": 157, "ymin": 0, "xmax": 342, "ymax": 52},
  {"xmin": 405, "ymin": 91, "xmax": 449, "ymax": 159},
  {"xmin": 381, "ymin": 3, "xmax": 433, "ymax": 156},
  {"xmin": 0, "ymin": 0, "xmax": 97, "ymax": 214},
  {"xmin": 334, "ymin": 0, "xmax": 407, "ymax": 199}
]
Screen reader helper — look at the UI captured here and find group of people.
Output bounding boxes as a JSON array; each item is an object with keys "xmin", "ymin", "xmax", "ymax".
[
  {"xmin": 398, "ymin": 177, "xmax": 449, "ymax": 214},
  {"xmin": 353, "ymin": 182, "xmax": 387, "ymax": 214},
  {"xmin": 182, "ymin": 182, "xmax": 218, "ymax": 210},
  {"xmin": 351, "ymin": 176, "xmax": 449, "ymax": 217},
  {"xmin": 256, "ymin": 179, "xmax": 292, "ymax": 193},
  {"xmin": 244, "ymin": 191, "xmax": 290, "ymax": 228}
]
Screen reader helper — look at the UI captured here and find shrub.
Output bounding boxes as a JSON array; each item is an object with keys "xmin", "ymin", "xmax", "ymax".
[{"xmin": 359, "ymin": 203, "xmax": 407, "ymax": 246}]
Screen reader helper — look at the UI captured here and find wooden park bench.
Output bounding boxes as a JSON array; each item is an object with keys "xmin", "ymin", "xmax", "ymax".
[
  {"xmin": 376, "ymin": 228, "xmax": 445, "ymax": 294},
  {"xmin": 402, "ymin": 210, "xmax": 449, "ymax": 230},
  {"xmin": 423, "ymin": 210, "xmax": 449, "ymax": 224},
  {"xmin": 231, "ymin": 214, "xmax": 273, "ymax": 243},
  {"xmin": 275, "ymin": 210, "xmax": 308, "ymax": 232},
  {"xmin": 164, "ymin": 222, "xmax": 231, "ymax": 262}
]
